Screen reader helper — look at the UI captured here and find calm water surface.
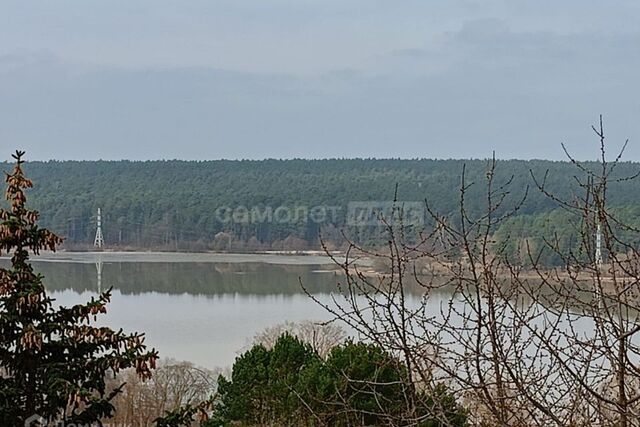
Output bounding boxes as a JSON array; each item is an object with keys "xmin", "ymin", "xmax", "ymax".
[
  {"xmin": 3, "ymin": 252, "xmax": 593, "ymax": 373},
  {"xmin": 2, "ymin": 252, "xmax": 374, "ymax": 369}
]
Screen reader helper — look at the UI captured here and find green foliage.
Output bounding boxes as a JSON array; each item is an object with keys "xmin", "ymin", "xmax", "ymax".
[
  {"xmin": 3, "ymin": 158, "xmax": 639, "ymax": 254},
  {"xmin": 494, "ymin": 206, "xmax": 640, "ymax": 267},
  {"xmin": 267, "ymin": 333, "xmax": 320, "ymax": 418},
  {"xmin": 322, "ymin": 342, "xmax": 408, "ymax": 425},
  {"xmin": 216, "ymin": 344, "xmax": 272, "ymax": 424},
  {"xmin": 0, "ymin": 151, "xmax": 158, "ymax": 426},
  {"xmin": 212, "ymin": 336, "xmax": 467, "ymax": 426},
  {"xmin": 214, "ymin": 334, "xmax": 319, "ymax": 426}
]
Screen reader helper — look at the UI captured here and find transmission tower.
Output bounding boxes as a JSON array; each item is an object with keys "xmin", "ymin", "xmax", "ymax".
[
  {"xmin": 595, "ymin": 223, "xmax": 603, "ymax": 269},
  {"xmin": 94, "ymin": 208, "xmax": 104, "ymax": 248}
]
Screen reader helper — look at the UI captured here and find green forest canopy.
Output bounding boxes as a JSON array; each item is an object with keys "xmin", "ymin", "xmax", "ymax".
[{"xmin": 2, "ymin": 158, "xmax": 639, "ymax": 256}]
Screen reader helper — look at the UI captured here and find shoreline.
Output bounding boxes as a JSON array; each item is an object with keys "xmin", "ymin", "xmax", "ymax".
[{"xmin": 0, "ymin": 249, "xmax": 363, "ymax": 267}]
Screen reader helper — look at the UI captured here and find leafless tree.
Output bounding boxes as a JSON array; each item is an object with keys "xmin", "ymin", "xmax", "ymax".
[
  {"xmin": 304, "ymin": 117, "xmax": 640, "ymax": 426},
  {"xmin": 252, "ymin": 320, "xmax": 347, "ymax": 358},
  {"xmin": 108, "ymin": 359, "xmax": 218, "ymax": 427}
]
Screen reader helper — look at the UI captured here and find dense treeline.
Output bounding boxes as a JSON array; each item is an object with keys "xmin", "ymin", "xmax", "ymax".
[{"xmin": 2, "ymin": 158, "xmax": 639, "ymax": 256}]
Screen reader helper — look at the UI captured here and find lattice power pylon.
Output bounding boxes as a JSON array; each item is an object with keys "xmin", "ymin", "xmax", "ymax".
[
  {"xmin": 595, "ymin": 223, "xmax": 603, "ymax": 269},
  {"xmin": 94, "ymin": 208, "xmax": 104, "ymax": 248}
]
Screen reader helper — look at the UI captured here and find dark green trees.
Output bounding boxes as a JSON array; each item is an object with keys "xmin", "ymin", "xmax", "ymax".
[
  {"xmin": 215, "ymin": 334, "xmax": 319, "ymax": 425},
  {"xmin": 7, "ymin": 157, "xmax": 640, "ymax": 255},
  {"xmin": 213, "ymin": 334, "xmax": 466, "ymax": 426},
  {"xmin": 0, "ymin": 151, "xmax": 158, "ymax": 425}
]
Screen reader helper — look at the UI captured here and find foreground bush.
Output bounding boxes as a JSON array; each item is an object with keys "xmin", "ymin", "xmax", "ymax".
[{"xmin": 211, "ymin": 334, "xmax": 466, "ymax": 426}]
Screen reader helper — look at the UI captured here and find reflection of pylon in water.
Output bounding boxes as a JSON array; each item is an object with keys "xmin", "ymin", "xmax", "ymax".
[
  {"xmin": 96, "ymin": 256, "xmax": 103, "ymax": 294},
  {"xmin": 94, "ymin": 208, "xmax": 104, "ymax": 248}
]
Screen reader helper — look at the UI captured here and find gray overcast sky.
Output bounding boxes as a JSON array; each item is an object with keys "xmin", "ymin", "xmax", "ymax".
[{"xmin": 1, "ymin": 0, "xmax": 639, "ymax": 161}]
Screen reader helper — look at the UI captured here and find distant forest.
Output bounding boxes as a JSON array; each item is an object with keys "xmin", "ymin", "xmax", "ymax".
[{"xmin": 3, "ymin": 158, "xmax": 640, "ymax": 262}]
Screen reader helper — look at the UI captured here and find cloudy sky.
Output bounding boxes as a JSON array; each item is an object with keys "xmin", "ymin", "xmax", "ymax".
[{"xmin": 1, "ymin": 1, "xmax": 639, "ymax": 160}]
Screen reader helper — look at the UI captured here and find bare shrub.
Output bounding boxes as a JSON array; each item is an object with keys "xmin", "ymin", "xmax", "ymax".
[
  {"xmin": 108, "ymin": 360, "xmax": 218, "ymax": 427},
  {"xmin": 252, "ymin": 320, "xmax": 346, "ymax": 358},
  {"xmin": 303, "ymin": 118, "xmax": 640, "ymax": 426}
]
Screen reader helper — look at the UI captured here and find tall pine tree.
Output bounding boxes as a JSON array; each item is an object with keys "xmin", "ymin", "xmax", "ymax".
[{"xmin": 0, "ymin": 151, "xmax": 158, "ymax": 425}]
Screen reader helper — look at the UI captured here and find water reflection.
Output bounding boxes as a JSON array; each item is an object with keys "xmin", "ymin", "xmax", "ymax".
[
  {"xmin": 0, "ymin": 257, "xmax": 447, "ymax": 368},
  {"xmin": 32, "ymin": 261, "xmax": 343, "ymax": 296},
  {"xmin": 0, "ymin": 258, "xmax": 355, "ymax": 368}
]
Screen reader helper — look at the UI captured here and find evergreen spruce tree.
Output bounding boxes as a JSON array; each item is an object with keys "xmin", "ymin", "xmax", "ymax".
[{"xmin": 0, "ymin": 151, "xmax": 158, "ymax": 426}]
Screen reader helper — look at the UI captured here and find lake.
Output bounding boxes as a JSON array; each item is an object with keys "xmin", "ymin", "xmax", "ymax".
[
  {"xmin": 1, "ymin": 252, "xmax": 360, "ymax": 369},
  {"xmin": 0, "ymin": 251, "xmax": 605, "ymax": 376}
]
